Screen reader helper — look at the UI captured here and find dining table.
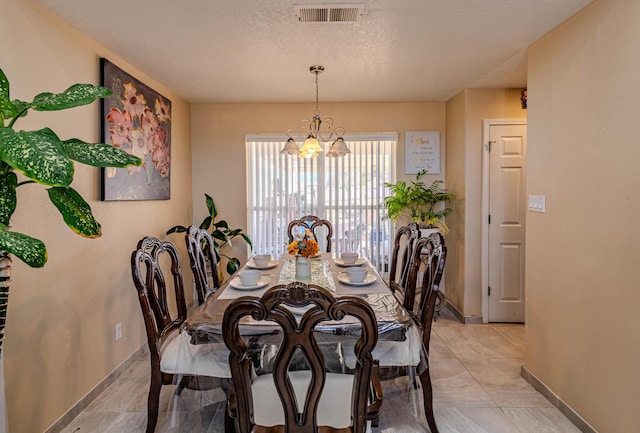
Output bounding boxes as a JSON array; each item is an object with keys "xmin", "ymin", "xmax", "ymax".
[
  {"xmin": 166, "ymin": 252, "xmax": 430, "ymax": 428},
  {"xmin": 182, "ymin": 252, "xmax": 426, "ymax": 372}
]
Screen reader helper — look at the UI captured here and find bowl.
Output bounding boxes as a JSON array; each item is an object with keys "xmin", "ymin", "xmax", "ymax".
[
  {"xmin": 345, "ymin": 267, "xmax": 367, "ymax": 283},
  {"xmin": 252, "ymin": 254, "xmax": 271, "ymax": 266},
  {"xmin": 238, "ymin": 269, "xmax": 261, "ymax": 286},
  {"xmin": 341, "ymin": 252, "xmax": 359, "ymax": 264}
]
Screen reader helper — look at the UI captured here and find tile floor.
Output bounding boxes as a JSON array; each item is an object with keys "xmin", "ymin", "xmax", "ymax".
[{"xmin": 60, "ymin": 309, "xmax": 582, "ymax": 433}]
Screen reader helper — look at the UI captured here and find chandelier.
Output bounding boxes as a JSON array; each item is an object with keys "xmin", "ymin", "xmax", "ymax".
[{"xmin": 281, "ymin": 65, "xmax": 350, "ymax": 158}]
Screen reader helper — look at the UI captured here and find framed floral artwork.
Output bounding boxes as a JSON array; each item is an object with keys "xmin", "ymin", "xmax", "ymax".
[{"xmin": 100, "ymin": 58, "xmax": 171, "ymax": 200}]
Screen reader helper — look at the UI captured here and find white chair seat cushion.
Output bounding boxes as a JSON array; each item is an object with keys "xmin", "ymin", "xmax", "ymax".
[
  {"xmin": 343, "ymin": 328, "xmax": 423, "ymax": 369},
  {"xmin": 252, "ymin": 370, "xmax": 368, "ymax": 430},
  {"xmin": 160, "ymin": 331, "xmax": 230, "ymax": 377}
]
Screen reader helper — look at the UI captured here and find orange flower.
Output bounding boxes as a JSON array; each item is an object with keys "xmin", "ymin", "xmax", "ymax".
[{"xmin": 287, "ymin": 232, "xmax": 319, "ymax": 258}]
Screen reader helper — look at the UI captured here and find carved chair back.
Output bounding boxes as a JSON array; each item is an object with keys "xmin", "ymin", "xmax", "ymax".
[
  {"xmin": 388, "ymin": 222, "xmax": 421, "ymax": 309},
  {"xmin": 287, "ymin": 215, "xmax": 334, "ymax": 253},
  {"xmin": 407, "ymin": 232, "xmax": 447, "ymax": 352},
  {"xmin": 132, "ymin": 236, "xmax": 187, "ymax": 354},
  {"xmin": 223, "ymin": 282, "xmax": 379, "ymax": 433},
  {"xmin": 131, "ymin": 236, "xmax": 187, "ymax": 433},
  {"xmin": 378, "ymin": 232, "xmax": 446, "ymax": 433},
  {"xmin": 185, "ymin": 225, "xmax": 221, "ymax": 305}
]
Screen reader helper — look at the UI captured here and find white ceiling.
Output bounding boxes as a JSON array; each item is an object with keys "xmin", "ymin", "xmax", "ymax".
[{"xmin": 32, "ymin": 0, "xmax": 592, "ymax": 104}]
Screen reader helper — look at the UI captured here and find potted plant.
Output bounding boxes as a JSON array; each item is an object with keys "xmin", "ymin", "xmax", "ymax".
[
  {"xmin": 383, "ymin": 170, "xmax": 456, "ymax": 234},
  {"xmin": 0, "ymin": 66, "xmax": 142, "ymax": 429},
  {"xmin": 167, "ymin": 193, "xmax": 252, "ymax": 277}
]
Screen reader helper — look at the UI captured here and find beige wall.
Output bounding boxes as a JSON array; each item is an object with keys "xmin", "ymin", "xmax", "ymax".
[
  {"xmin": 7, "ymin": 0, "xmax": 636, "ymax": 432},
  {"xmin": 2, "ymin": 2, "xmax": 193, "ymax": 432},
  {"xmin": 191, "ymin": 102, "xmax": 446, "ymax": 266},
  {"xmin": 525, "ymin": 0, "xmax": 640, "ymax": 431},
  {"xmin": 445, "ymin": 89, "xmax": 526, "ymax": 319},
  {"xmin": 444, "ymin": 92, "xmax": 466, "ymax": 311}
]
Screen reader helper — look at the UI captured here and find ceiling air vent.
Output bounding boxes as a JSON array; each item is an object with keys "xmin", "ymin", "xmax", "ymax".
[{"xmin": 294, "ymin": 4, "xmax": 365, "ymax": 23}]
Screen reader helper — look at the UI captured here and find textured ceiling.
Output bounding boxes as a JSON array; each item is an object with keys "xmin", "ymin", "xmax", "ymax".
[{"xmin": 31, "ymin": 0, "xmax": 592, "ymax": 103}]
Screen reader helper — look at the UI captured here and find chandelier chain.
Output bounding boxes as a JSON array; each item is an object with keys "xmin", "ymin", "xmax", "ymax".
[
  {"xmin": 314, "ymin": 69, "xmax": 320, "ymax": 116},
  {"xmin": 281, "ymin": 65, "xmax": 350, "ymax": 157}
]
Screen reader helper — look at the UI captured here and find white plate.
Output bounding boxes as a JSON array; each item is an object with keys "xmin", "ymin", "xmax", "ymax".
[
  {"xmin": 337, "ymin": 273, "xmax": 376, "ymax": 286},
  {"xmin": 246, "ymin": 259, "xmax": 278, "ymax": 270},
  {"xmin": 229, "ymin": 276, "xmax": 270, "ymax": 291},
  {"xmin": 335, "ymin": 257, "xmax": 366, "ymax": 267}
]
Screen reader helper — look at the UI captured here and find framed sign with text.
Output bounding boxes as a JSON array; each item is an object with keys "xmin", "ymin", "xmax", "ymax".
[{"xmin": 405, "ymin": 131, "xmax": 440, "ymax": 174}]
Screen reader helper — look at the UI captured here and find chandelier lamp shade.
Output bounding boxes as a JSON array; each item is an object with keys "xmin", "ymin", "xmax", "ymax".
[{"xmin": 281, "ymin": 65, "xmax": 350, "ymax": 158}]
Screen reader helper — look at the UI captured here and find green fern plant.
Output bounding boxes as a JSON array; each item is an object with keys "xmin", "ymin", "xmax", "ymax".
[{"xmin": 384, "ymin": 170, "xmax": 456, "ymax": 233}]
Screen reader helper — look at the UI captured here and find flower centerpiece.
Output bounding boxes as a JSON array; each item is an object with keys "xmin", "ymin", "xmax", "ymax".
[
  {"xmin": 287, "ymin": 228, "xmax": 319, "ymax": 279},
  {"xmin": 287, "ymin": 228, "xmax": 319, "ymax": 258}
]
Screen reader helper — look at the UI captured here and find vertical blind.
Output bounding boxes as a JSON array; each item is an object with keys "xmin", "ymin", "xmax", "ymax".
[{"xmin": 246, "ymin": 133, "xmax": 396, "ymax": 273}]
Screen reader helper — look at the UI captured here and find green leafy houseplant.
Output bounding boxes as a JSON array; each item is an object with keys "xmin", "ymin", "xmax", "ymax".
[
  {"xmin": 167, "ymin": 194, "xmax": 252, "ymax": 277},
  {"xmin": 384, "ymin": 170, "xmax": 456, "ymax": 233},
  {"xmin": 0, "ymin": 67, "xmax": 142, "ymax": 353}
]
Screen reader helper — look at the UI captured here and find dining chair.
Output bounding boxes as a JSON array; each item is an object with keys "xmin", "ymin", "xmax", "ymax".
[
  {"xmin": 185, "ymin": 225, "xmax": 221, "ymax": 306},
  {"xmin": 222, "ymin": 282, "xmax": 382, "ymax": 433},
  {"xmin": 131, "ymin": 236, "xmax": 224, "ymax": 433},
  {"xmin": 388, "ymin": 222, "xmax": 421, "ymax": 311},
  {"xmin": 379, "ymin": 232, "xmax": 447, "ymax": 433},
  {"xmin": 287, "ymin": 215, "xmax": 334, "ymax": 253}
]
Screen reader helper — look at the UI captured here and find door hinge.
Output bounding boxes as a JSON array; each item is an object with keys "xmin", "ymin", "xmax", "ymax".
[
  {"xmin": 486, "ymin": 140, "xmax": 495, "ymax": 152},
  {"xmin": 488, "ymin": 286, "xmax": 491, "ymax": 296},
  {"xmin": 488, "ymin": 214, "xmax": 491, "ymax": 224}
]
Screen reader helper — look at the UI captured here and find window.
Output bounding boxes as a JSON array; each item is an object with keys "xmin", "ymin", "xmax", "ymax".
[{"xmin": 246, "ymin": 133, "xmax": 396, "ymax": 273}]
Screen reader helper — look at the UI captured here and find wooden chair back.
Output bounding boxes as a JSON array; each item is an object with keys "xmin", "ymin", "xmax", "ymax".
[
  {"xmin": 408, "ymin": 232, "xmax": 447, "ymax": 353},
  {"xmin": 388, "ymin": 222, "xmax": 421, "ymax": 308},
  {"xmin": 377, "ymin": 232, "xmax": 446, "ymax": 433},
  {"xmin": 287, "ymin": 215, "xmax": 334, "ymax": 253},
  {"xmin": 132, "ymin": 236, "xmax": 187, "ymax": 353},
  {"xmin": 185, "ymin": 225, "xmax": 220, "ymax": 305},
  {"xmin": 223, "ymin": 282, "xmax": 380, "ymax": 433},
  {"xmin": 131, "ymin": 236, "xmax": 186, "ymax": 433}
]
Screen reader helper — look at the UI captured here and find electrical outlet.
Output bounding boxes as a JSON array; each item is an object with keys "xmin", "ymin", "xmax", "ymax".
[{"xmin": 115, "ymin": 322, "xmax": 122, "ymax": 341}]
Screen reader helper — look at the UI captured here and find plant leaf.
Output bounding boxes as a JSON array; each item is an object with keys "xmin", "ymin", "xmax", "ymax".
[
  {"xmin": 32, "ymin": 84, "xmax": 112, "ymax": 111},
  {"xmin": 62, "ymin": 139, "xmax": 142, "ymax": 168},
  {"xmin": 226, "ymin": 257, "xmax": 240, "ymax": 275},
  {"xmin": 225, "ymin": 228, "xmax": 241, "ymax": 237},
  {"xmin": 0, "ymin": 228, "xmax": 47, "ymax": 268},
  {"xmin": 214, "ymin": 220, "xmax": 230, "ymax": 230},
  {"xmin": 0, "ymin": 69, "xmax": 18, "ymax": 119},
  {"xmin": 10, "ymin": 100, "xmax": 31, "ymax": 119},
  {"xmin": 166, "ymin": 225, "xmax": 187, "ymax": 235},
  {"xmin": 240, "ymin": 233, "xmax": 253, "ymax": 249},
  {"xmin": 0, "ymin": 172, "xmax": 17, "ymax": 226},
  {"xmin": 205, "ymin": 193, "xmax": 217, "ymax": 219},
  {"xmin": 47, "ymin": 187, "xmax": 101, "ymax": 238},
  {"xmin": 211, "ymin": 230, "xmax": 228, "ymax": 244},
  {"xmin": 200, "ymin": 216, "xmax": 212, "ymax": 230},
  {"xmin": 0, "ymin": 128, "xmax": 73, "ymax": 186}
]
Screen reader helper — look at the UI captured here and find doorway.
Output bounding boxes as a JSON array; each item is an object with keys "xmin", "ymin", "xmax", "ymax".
[{"xmin": 482, "ymin": 119, "xmax": 527, "ymax": 323}]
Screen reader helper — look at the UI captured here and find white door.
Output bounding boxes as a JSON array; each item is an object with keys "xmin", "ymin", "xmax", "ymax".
[{"xmin": 488, "ymin": 123, "xmax": 527, "ymax": 322}]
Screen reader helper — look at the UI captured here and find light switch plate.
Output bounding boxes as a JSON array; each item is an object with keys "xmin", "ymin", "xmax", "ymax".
[{"xmin": 528, "ymin": 195, "xmax": 546, "ymax": 212}]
